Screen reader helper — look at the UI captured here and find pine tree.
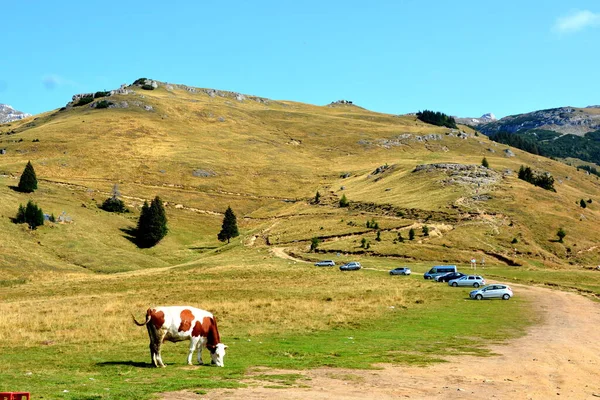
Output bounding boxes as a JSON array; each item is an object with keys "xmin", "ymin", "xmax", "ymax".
[
  {"xmin": 101, "ymin": 184, "xmax": 127, "ymax": 213},
  {"xmin": 15, "ymin": 200, "xmax": 44, "ymax": 229},
  {"xmin": 218, "ymin": 206, "xmax": 239, "ymax": 243},
  {"xmin": 580, "ymin": 199, "xmax": 587, "ymax": 208},
  {"xmin": 339, "ymin": 194, "xmax": 349, "ymax": 207},
  {"xmin": 422, "ymin": 225, "xmax": 429, "ymax": 236},
  {"xmin": 310, "ymin": 237, "xmax": 320, "ymax": 252},
  {"xmin": 481, "ymin": 157, "xmax": 489, "ymax": 168},
  {"xmin": 136, "ymin": 196, "xmax": 168, "ymax": 247},
  {"xmin": 409, "ymin": 228, "xmax": 415, "ymax": 240},
  {"xmin": 397, "ymin": 232, "xmax": 404, "ymax": 242},
  {"xmin": 314, "ymin": 191, "xmax": 321, "ymax": 204},
  {"xmin": 376, "ymin": 230, "xmax": 381, "ymax": 241},
  {"xmin": 18, "ymin": 161, "xmax": 38, "ymax": 193},
  {"xmin": 557, "ymin": 227, "xmax": 566, "ymax": 243}
]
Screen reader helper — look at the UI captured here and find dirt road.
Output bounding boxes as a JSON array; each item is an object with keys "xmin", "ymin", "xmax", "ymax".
[{"xmin": 164, "ymin": 284, "xmax": 600, "ymax": 400}]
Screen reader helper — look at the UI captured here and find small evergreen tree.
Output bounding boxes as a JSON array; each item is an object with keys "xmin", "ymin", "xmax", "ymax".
[
  {"xmin": 557, "ymin": 227, "xmax": 566, "ymax": 243},
  {"xmin": 397, "ymin": 232, "xmax": 404, "ymax": 242},
  {"xmin": 360, "ymin": 237, "xmax": 367, "ymax": 248},
  {"xmin": 310, "ymin": 237, "xmax": 321, "ymax": 252},
  {"xmin": 339, "ymin": 194, "xmax": 349, "ymax": 207},
  {"xmin": 101, "ymin": 184, "xmax": 127, "ymax": 213},
  {"xmin": 376, "ymin": 230, "xmax": 381, "ymax": 241},
  {"xmin": 314, "ymin": 191, "xmax": 321, "ymax": 204},
  {"xmin": 481, "ymin": 157, "xmax": 490, "ymax": 168},
  {"xmin": 511, "ymin": 237, "xmax": 518, "ymax": 244},
  {"xmin": 18, "ymin": 161, "xmax": 38, "ymax": 193},
  {"xmin": 409, "ymin": 228, "xmax": 415, "ymax": 240},
  {"xmin": 218, "ymin": 206, "xmax": 239, "ymax": 244},
  {"xmin": 136, "ymin": 196, "xmax": 168, "ymax": 247},
  {"xmin": 422, "ymin": 225, "xmax": 429, "ymax": 236},
  {"xmin": 15, "ymin": 200, "xmax": 44, "ymax": 229},
  {"xmin": 580, "ymin": 199, "xmax": 587, "ymax": 208}
]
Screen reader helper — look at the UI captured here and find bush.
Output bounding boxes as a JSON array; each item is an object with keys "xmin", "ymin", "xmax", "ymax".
[
  {"xmin": 360, "ymin": 237, "xmax": 367, "ymax": 248},
  {"xmin": 511, "ymin": 238, "xmax": 518, "ymax": 244},
  {"xmin": 557, "ymin": 228, "xmax": 566, "ymax": 243},
  {"xmin": 422, "ymin": 225, "xmax": 429, "ymax": 236},
  {"xmin": 95, "ymin": 100, "xmax": 113, "ymax": 109},
  {"xmin": 94, "ymin": 91, "xmax": 110, "ymax": 98},
  {"xmin": 74, "ymin": 96, "xmax": 94, "ymax": 107},
  {"xmin": 339, "ymin": 194, "xmax": 349, "ymax": 207},
  {"xmin": 15, "ymin": 200, "xmax": 44, "ymax": 229},
  {"xmin": 580, "ymin": 199, "xmax": 587, "ymax": 208},
  {"xmin": 518, "ymin": 165, "xmax": 556, "ymax": 191},
  {"xmin": 409, "ymin": 228, "xmax": 415, "ymax": 240},
  {"xmin": 141, "ymin": 84, "xmax": 154, "ymax": 90},
  {"xmin": 133, "ymin": 78, "xmax": 148, "ymax": 85},
  {"xmin": 310, "ymin": 237, "xmax": 321, "ymax": 252},
  {"xmin": 375, "ymin": 230, "xmax": 381, "ymax": 241},
  {"xmin": 101, "ymin": 197, "xmax": 127, "ymax": 213},
  {"xmin": 481, "ymin": 157, "xmax": 489, "ymax": 168}
]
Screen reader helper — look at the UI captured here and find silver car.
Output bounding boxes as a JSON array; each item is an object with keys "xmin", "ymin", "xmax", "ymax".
[
  {"xmin": 390, "ymin": 267, "xmax": 411, "ymax": 275},
  {"xmin": 448, "ymin": 275, "xmax": 485, "ymax": 288},
  {"xmin": 470, "ymin": 284, "xmax": 513, "ymax": 300},
  {"xmin": 314, "ymin": 260, "xmax": 335, "ymax": 267}
]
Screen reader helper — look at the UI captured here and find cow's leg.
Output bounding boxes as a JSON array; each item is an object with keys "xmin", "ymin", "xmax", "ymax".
[
  {"xmin": 147, "ymin": 325, "xmax": 160, "ymax": 367},
  {"xmin": 188, "ymin": 337, "xmax": 201, "ymax": 365},
  {"xmin": 155, "ymin": 332, "xmax": 167, "ymax": 367}
]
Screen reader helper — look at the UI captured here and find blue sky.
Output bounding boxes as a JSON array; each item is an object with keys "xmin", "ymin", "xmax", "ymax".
[{"xmin": 2, "ymin": 1, "xmax": 599, "ymax": 118}]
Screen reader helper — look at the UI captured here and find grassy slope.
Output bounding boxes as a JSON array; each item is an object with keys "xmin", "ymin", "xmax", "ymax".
[{"xmin": 0, "ymin": 81, "xmax": 599, "ymax": 398}]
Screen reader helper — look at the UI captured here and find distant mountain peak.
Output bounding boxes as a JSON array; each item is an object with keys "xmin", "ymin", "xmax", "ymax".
[
  {"xmin": 455, "ymin": 112, "xmax": 497, "ymax": 126},
  {"xmin": 0, "ymin": 104, "xmax": 31, "ymax": 123}
]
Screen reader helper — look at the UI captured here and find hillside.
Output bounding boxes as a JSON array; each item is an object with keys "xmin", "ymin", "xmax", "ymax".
[
  {"xmin": 477, "ymin": 106, "xmax": 600, "ymax": 166},
  {"xmin": 1, "ymin": 79, "xmax": 600, "ymax": 281}
]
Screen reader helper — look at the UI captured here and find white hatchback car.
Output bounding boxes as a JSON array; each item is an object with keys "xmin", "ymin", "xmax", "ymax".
[
  {"xmin": 470, "ymin": 284, "xmax": 513, "ymax": 300},
  {"xmin": 448, "ymin": 275, "xmax": 485, "ymax": 288}
]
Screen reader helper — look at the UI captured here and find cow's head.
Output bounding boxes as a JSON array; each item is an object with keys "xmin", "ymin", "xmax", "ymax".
[{"xmin": 210, "ymin": 343, "xmax": 228, "ymax": 367}]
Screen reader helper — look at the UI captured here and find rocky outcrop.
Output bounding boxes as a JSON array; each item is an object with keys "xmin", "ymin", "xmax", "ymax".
[
  {"xmin": 0, "ymin": 104, "xmax": 31, "ymax": 123},
  {"xmin": 478, "ymin": 106, "xmax": 600, "ymax": 137},
  {"xmin": 455, "ymin": 113, "xmax": 497, "ymax": 126},
  {"xmin": 414, "ymin": 163, "xmax": 501, "ymax": 186}
]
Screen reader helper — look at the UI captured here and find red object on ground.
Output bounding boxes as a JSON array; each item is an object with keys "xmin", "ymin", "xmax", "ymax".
[{"xmin": 0, "ymin": 393, "xmax": 30, "ymax": 400}]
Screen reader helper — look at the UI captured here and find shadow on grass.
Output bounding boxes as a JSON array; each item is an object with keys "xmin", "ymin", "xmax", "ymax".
[
  {"xmin": 96, "ymin": 360, "xmax": 154, "ymax": 368},
  {"xmin": 120, "ymin": 227, "xmax": 139, "ymax": 246}
]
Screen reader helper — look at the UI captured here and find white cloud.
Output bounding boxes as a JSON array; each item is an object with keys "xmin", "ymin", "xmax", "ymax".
[
  {"xmin": 554, "ymin": 10, "xmax": 600, "ymax": 34},
  {"xmin": 42, "ymin": 74, "xmax": 78, "ymax": 90}
]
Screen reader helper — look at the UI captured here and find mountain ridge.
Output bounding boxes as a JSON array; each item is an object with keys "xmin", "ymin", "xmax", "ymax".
[{"xmin": 0, "ymin": 104, "xmax": 31, "ymax": 123}]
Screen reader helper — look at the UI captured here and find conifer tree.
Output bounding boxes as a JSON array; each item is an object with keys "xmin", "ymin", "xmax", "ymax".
[
  {"xmin": 136, "ymin": 196, "xmax": 168, "ymax": 247},
  {"xmin": 15, "ymin": 200, "xmax": 44, "ymax": 229},
  {"xmin": 556, "ymin": 227, "xmax": 566, "ymax": 243},
  {"xmin": 481, "ymin": 157, "xmax": 489, "ymax": 168},
  {"xmin": 18, "ymin": 161, "xmax": 38, "ymax": 193},
  {"xmin": 339, "ymin": 194, "xmax": 349, "ymax": 207},
  {"xmin": 218, "ymin": 206, "xmax": 239, "ymax": 243},
  {"xmin": 314, "ymin": 191, "xmax": 321, "ymax": 204},
  {"xmin": 409, "ymin": 228, "xmax": 416, "ymax": 240}
]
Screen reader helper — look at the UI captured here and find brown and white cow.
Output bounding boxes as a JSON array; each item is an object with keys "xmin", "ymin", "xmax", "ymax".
[{"xmin": 133, "ymin": 306, "xmax": 227, "ymax": 367}]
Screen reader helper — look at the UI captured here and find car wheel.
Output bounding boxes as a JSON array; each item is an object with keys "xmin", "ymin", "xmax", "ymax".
[
  {"xmin": 452, "ymin": 282, "xmax": 458, "ymax": 287},
  {"xmin": 473, "ymin": 283, "xmax": 480, "ymax": 288},
  {"xmin": 502, "ymin": 294, "xmax": 510, "ymax": 300},
  {"xmin": 390, "ymin": 272, "xmax": 393, "ymax": 275},
  {"xmin": 476, "ymin": 294, "xmax": 483, "ymax": 300}
]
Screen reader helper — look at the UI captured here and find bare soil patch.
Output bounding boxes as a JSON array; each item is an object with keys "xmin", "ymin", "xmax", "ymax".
[{"xmin": 162, "ymin": 285, "xmax": 600, "ymax": 399}]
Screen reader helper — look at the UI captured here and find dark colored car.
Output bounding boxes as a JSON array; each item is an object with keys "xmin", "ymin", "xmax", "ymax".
[
  {"xmin": 435, "ymin": 271, "xmax": 466, "ymax": 282},
  {"xmin": 340, "ymin": 261, "xmax": 361, "ymax": 271},
  {"xmin": 314, "ymin": 260, "xmax": 335, "ymax": 267}
]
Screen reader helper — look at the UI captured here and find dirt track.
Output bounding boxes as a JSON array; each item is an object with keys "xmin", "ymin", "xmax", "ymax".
[{"xmin": 163, "ymin": 284, "xmax": 600, "ymax": 400}]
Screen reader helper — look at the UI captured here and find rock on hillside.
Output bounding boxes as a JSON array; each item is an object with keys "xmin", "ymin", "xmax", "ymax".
[
  {"xmin": 477, "ymin": 106, "xmax": 600, "ymax": 137},
  {"xmin": 0, "ymin": 104, "xmax": 31, "ymax": 123},
  {"xmin": 455, "ymin": 113, "xmax": 497, "ymax": 126}
]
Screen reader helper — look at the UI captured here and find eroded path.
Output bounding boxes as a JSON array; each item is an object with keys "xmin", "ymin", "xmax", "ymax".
[{"xmin": 164, "ymin": 285, "xmax": 600, "ymax": 400}]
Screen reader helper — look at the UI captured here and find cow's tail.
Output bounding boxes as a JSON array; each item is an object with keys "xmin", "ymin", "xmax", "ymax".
[{"xmin": 132, "ymin": 310, "xmax": 151, "ymax": 326}]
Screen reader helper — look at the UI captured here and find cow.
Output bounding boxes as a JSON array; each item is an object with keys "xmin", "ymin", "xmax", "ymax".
[{"xmin": 133, "ymin": 306, "xmax": 227, "ymax": 367}]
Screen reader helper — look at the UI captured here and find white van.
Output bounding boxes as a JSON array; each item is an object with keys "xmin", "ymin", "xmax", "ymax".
[{"xmin": 423, "ymin": 265, "xmax": 457, "ymax": 280}]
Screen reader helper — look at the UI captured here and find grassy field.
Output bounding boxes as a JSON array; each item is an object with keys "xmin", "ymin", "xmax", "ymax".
[
  {"xmin": 1, "ymin": 80, "xmax": 600, "ymax": 398},
  {"xmin": 0, "ymin": 247, "xmax": 534, "ymax": 399}
]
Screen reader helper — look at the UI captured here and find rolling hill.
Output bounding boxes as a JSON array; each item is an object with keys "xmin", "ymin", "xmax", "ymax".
[{"xmin": 1, "ymin": 79, "xmax": 600, "ymax": 281}]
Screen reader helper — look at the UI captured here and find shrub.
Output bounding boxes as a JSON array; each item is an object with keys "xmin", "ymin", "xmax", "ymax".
[
  {"xmin": 409, "ymin": 228, "xmax": 415, "ymax": 240},
  {"xmin": 376, "ymin": 230, "xmax": 381, "ymax": 241},
  {"xmin": 101, "ymin": 197, "xmax": 127, "ymax": 213},
  {"xmin": 580, "ymin": 199, "xmax": 587, "ymax": 208},
  {"xmin": 74, "ymin": 96, "xmax": 94, "ymax": 107},
  {"xmin": 481, "ymin": 157, "xmax": 489, "ymax": 168},
  {"xmin": 511, "ymin": 238, "xmax": 518, "ymax": 244},
  {"xmin": 339, "ymin": 194, "xmax": 349, "ymax": 207},
  {"xmin": 141, "ymin": 84, "xmax": 154, "ymax": 90},
  {"xmin": 360, "ymin": 237, "xmax": 367, "ymax": 248},
  {"xmin": 518, "ymin": 165, "xmax": 556, "ymax": 191},
  {"xmin": 94, "ymin": 91, "xmax": 110, "ymax": 98},
  {"xmin": 422, "ymin": 225, "xmax": 429, "ymax": 236},
  {"xmin": 95, "ymin": 100, "xmax": 113, "ymax": 109},
  {"xmin": 18, "ymin": 161, "xmax": 37, "ymax": 193},
  {"xmin": 310, "ymin": 237, "xmax": 321, "ymax": 252},
  {"xmin": 314, "ymin": 191, "xmax": 320, "ymax": 204},
  {"xmin": 397, "ymin": 232, "xmax": 404, "ymax": 242},
  {"xmin": 557, "ymin": 228, "xmax": 566, "ymax": 243},
  {"xmin": 133, "ymin": 78, "xmax": 148, "ymax": 85}
]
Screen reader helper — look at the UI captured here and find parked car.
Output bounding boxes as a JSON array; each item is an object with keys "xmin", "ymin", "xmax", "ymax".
[
  {"xmin": 435, "ymin": 271, "xmax": 466, "ymax": 282},
  {"xmin": 390, "ymin": 267, "xmax": 411, "ymax": 275},
  {"xmin": 340, "ymin": 261, "xmax": 361, "ymax": 271},
  {"xmin": 448, "ymin": 275, "xmax": 486, "ymax": 287},
  {"xmin": 424, "ymin": 265, "xmax": 457, "ymax": 280},
  {"xmin": 470, "ymin": 284, "xmax": 513, "ymax": 300},
  {"xmin": 314, "ymin": 260, "xmax": 335, "ymax": 267}
]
